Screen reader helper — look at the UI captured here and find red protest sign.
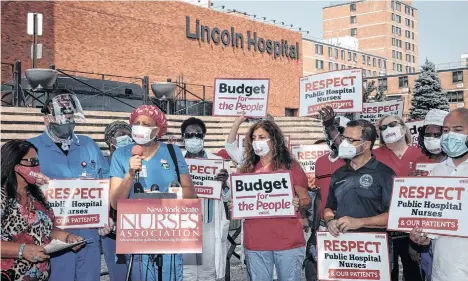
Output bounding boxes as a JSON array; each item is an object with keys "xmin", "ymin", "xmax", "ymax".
[{"xmin": 116, "ymin": 199, "xmax": 202, "ymax": 254}]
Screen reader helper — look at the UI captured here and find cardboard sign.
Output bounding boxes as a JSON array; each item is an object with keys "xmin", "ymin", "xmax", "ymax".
[
  {"xmin": 388, "ymin": 177, "xmax": 468, "ymax": 237},
  {"xmin": 116, "ymin": 199, "xmax": 202, "ymax": 254},
  {"xmin": 213, "ymin": 78, "xmax": 270, "ymax": 117},
  {"xmin": 317, "ymin": 232, "xmax": 391, "ymax": 281},
  {"xmin": 416, "ymin": 163, "xmax": 439, "ymax": 176},
  {"xmin": 405, "ymin": 119, "xmax": 424, "ymax": 146},
  {"xmin": 355, "ymin": 100, "xmax": 404, "ymax": 123},
  {"xmin": 186, "ymin": 158, "xmax": 225, "ymax": 200},
  {"xmin": 195, "ymin": 180, "xmax": 223, "ymax": 200},
  {"xmin": 291, "ymin": 144, "xmax": 329, "ymax": 176},
  {"xmin": 237, "ymin": 134, "xmax": 290, "ymax": 152},
  {"xmin": 42, "ymin": 179, "xmax": 109, "ymax": 229},
  {"xmin": 299, "ymin": 69, "xmax": 363, "ymax": 116},
  {"xmin": 231, "ymin": 172, "xmax": 294, "ymax": 219}
]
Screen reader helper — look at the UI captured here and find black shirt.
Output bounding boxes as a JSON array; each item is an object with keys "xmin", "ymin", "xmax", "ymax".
[{"xmin": 325, "ymin": 156, "xmax": 395, "ymax": 231}]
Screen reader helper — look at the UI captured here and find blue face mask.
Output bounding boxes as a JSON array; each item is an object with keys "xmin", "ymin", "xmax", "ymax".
[
  {"xmin": 441, "ymin": 132, "xmax": 468, "ymax": 158},
  {"xmin": 114, "ymin": 135, "xmax": 134, "ymax": 148}
]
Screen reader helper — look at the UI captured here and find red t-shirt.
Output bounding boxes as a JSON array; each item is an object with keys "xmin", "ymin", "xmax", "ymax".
[
  {"xmin": 414, "ymin": 154, "xmax": 439, "ymax": 164},
  {"xmin": 315, "ymin": 155, "xmax": 345, "ymax": 217},
  {"xmin": 373, "ymin": 146, "xmax": 429, "ymax": 176},
  {"xmin": 243, "ymin": 161, "xmax": 308, "ymax": 251}
]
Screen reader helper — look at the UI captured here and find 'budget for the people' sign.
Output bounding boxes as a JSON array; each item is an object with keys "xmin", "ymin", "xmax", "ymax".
[
  {"xmin": 231, "ymin": 172, "xmax": 294, "ymax": 219},
  {"xmin": 355, "ymin": 100, "xmax": 404, "ymax": 123},
  {"xmin": 291, "ymin": 144, "xmax": 329, "ymax": 176},
  {"xmin": 213, "ymin": 78, "xmax": 270, "ymax": 117},
  {"xmin": 186, "ymin": 158, "xmax": 225, "ymax": 200},
  {"xmin": 116, "ymin": 199, "xmax": 202, "ymax": 254},
  {"xmin": 42, "ymin": 179, "xmax": 109, "ymax": 229},
  {"xmin": 388, "ymin": 177, "xmax": 468, "ymax": 237},
  {"xmin": 317, "ymin": 232, "xmax": 391, "ymax": 281},
  {"xmin": 405, "ymin": 119, "xmax": 424, "ymax": 146},
  {"xmin": 299, "ymin": 69, "xmax": 363, "ymax": 116},
  {"xmin": 415, "ymin": 163, "xmax": 439, "ymax": 176}
]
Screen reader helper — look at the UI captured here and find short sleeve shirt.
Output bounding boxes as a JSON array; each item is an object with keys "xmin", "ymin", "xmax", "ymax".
[
  {"xmin": 110, "ymin": 143, "xmax": 189, "ymax": 195},
  {"xmin": 374, "ymin": 146, "xmax": 428, "ymax": 176},
  {"xmin": 325, "ymin": 156, "xmax": 395, "ymax": 232},
  {"xmin": 315, "ymin": 155, "xmax": 345, "ymax": 217}
]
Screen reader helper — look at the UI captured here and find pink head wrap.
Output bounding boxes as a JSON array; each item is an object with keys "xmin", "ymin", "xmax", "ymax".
[{"xmin": 129, "ymin": 105, "xmax": 168, "ymax": 138}]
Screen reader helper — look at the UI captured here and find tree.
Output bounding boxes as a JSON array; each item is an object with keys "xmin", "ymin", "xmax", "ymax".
[
  {"xmin": 408, "ymin": 59, "xmax": 450, "ymax": 120},
  {"xmin": 363, "ymin": 80, "xmax": 376, "ymax": 102}
]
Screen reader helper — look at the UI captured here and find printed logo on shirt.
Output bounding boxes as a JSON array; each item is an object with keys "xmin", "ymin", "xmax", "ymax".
[
  {"xmin": 359, "ymin": 174, "xmax": 373, "ymax": 189},
  {"xmin": 161, "ymin": 159, "xmax": 170, "ymax": 170}
]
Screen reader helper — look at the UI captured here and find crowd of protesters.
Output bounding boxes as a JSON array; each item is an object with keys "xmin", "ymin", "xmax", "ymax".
[{"xmin": 1, "ymin": 88, "xmax": 467, "ymax": 281}]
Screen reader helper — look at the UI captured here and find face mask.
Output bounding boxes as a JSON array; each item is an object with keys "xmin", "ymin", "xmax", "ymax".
[
  {"xmin": 48, "ymin": 122, "xmax": 75, "ymax": 140},
  {"xmin": 132, "ymin": 125, "xmax": 156, "ymax": 145},
  {"xmin": 338, "ymin": 140, "xmax": 359, "ymax": 159},
  {"xmin": 15, "ymin": 165, "xmax": 41, "ymax": 185},
  {"xmin": 114, "ymin": 135, "xmax": 134, "ymax": 148},
  {"xmin": 252, "ymin": 139, "xmax": 270, "ymax": 157},
  {"xmin": 382, "ymin": 126, "xmax": 404, "ymax": 144},
  {"xmin": 441, "ymin": 132, "xmax": 468, "ymax": 158},
  {"xmin": 424, "ymin": 137, "xmax": 442, "ymax": 154},
  {"xmin": 185, "ymin": 138, "xmax": 204, "ymax": 154}
]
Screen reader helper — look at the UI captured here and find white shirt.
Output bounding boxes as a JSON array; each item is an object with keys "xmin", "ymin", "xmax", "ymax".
[
  {"xmin": 225, "ymin": 141, "xmax": 244, "ymax": 166},
  {"xmin": 429, "ymin": 157, "xmax": 468, "ymax": 281}
]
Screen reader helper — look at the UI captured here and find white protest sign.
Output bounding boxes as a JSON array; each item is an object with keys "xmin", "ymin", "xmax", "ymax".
[
  {"xmin": 415, "ymin": 163, "xmax": 439, "ymax": 176},
  {"xmin": 388, "ymin": 177, "xmax": 468, "ymax": 237},
  {"xmin": 405, "ymin": 119, "xmax": 424, "ymax": 146},
  {"xmin": 195, "ymin": 180, "xmax": 223, "ymax": 200},
  {"xmin": 317, "ymin": 232, "xmax": 391, "ymax": 281},
  {"xmin": 231, "ymin": 172, "xmax": 294, "ymax": 219},
  {"xmin": 186, "ymin": 158, "xmax": 225, "ymax": 199},
  {"xmin": 42, "ymin": 179, "xmax": 109, "ymax": 229},
  {"xmin": 213, "ymin": 78, "xmax": 270, "ymax": 117},
  {"xmin": 291, "ymin": 144, "xmax": 329, "ymax": 176},
  {"xmin": 299, "ymin": 69, "xmax": 363, "ymax": 116},
  {"xmin": 355, "ymin": 100, "xmax": 404, "ymax": 123}
]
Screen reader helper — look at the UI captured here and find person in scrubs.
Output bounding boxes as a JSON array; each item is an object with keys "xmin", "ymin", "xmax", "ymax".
[
  {"xmin": 28, "ymin": 89, "xmax": 112, "ymax": 281},
  {"xmin": 109, "ymin": 105, "xmax": 197, "ymax": 281},
  {"xmin": 102, "ymin": 121, "xmax": 133, "ymax": 281}
]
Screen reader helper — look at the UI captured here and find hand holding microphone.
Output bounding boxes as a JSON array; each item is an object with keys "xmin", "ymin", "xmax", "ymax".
[{"xmin": 129, "ymin": 145, "xmax": 144, "ymax": 177}]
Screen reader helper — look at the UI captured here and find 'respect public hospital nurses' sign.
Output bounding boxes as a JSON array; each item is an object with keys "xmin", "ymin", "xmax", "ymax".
[
  {"xmin": 212, "ymin": 78, "xmax": 270, "ymax": 117},
  {"xmin": 299, "ymin": 69, "xmax": 363, "ymax": 116}
]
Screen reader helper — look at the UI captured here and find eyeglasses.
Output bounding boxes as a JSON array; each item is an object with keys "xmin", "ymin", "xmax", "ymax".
[
  {"xmin": 184, "ymin": 132, "xmax": 204, "ymax": 139},
  {"xmin": 20, "ymin": 158, "xmax": 40, "ymax": 167},
  {"xmin": 379, "ymin": 121, "xmax": 401, "ymax": 131},
  {"xmin": 339, "ymin": 135, "xmax": 362, "ymax": 143}
]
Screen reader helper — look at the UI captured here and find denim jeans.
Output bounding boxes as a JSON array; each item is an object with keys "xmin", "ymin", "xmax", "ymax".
[{"xmin": 244, "ymin": 246, "xmax": 305, "ymax": 281}]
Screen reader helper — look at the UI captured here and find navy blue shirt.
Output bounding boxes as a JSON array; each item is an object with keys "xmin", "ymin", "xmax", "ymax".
[{"xmin": 325, "ymin": 156, "xmax": 395, "ymax": 231}]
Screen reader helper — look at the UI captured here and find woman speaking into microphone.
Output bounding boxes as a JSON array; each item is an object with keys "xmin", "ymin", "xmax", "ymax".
[{"xmin": 109, "ymin": 105, "xmax": 197, "ymax": 281}]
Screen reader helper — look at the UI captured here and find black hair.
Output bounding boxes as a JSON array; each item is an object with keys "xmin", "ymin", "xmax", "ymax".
[
  {"xmin": 346, "ymin": 119, "xmax": 378, "ymax": 149},
  {"xmin": 417, "ymin": 125, "xmax": 446, "ymax": 158},
  {"xmin": 104, "ymin": 121, "xmax": 131, "ymax": 146},
  {"xmin": 314, "ymin": 139, "xmax": 327, "ymax": 145},
  {"xmin": 181, "ymin": 117, "xmax": 206, "ymax": 136},
  {"xmin": 1, "ymin": 140, "xmax": 49, "ymax": 209},
  {"xmin": 41, "ymin": 88, "xmax": 78, "ymax": 115}
]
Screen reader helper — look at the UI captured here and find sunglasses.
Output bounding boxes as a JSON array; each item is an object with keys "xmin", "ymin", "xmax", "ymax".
[
  {"xmin": 20, "ymin": 158, "xmax": 40, "ymax": 167},
  {"xmin": 184, "ymin": 132, "xmax": 204, "ymax": 139},
  {"xmin": 379, "ymin": 121, "xmax": 401, "ymax": 131}
]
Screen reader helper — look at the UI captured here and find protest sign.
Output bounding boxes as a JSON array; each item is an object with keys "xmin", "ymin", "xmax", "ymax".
[
  {"xmin": 42, "ymin": 179, "xmax": 109, "ymax": 229},
  {"xmin": 237, "ymin": 134, "xmax": 290, "ymax": 152},
  {"xmin": 405, "ymin": 119, "xmax": 424, "ymax": 146},
  {"xmin": 291, "ymin": 144, "xmax": 329, "ymax": 176},
  {"xmin": 186, "ymin": 158, "xmax": 225, "ymax": 200},
  {"xmin": 231, "ymin": 172, "xmax": 294, "ymax": 219},
  {"xmin": 116, "ymin": 199, "xmax": 202, "ymax": 254},
  {"xmin": 212, "ymin": 78, "xmax": 270, "ymax": 117},
  {"xmin": 195, "ymin": 180, "xmax": 223, "ymax": 200},
  {"xmin": 317, "ymin": 232, "xmax": 391, "ymax": 281},
  {"xmin": 299, "ymin": 69, "xmax": 363, "ymax": 116},
  {"xmin": 355, "ymin": 100, "xmax": 404, "ymax": 123},
  {"xmin": 388, "ymin": 177, "xmax": 468, "ymax": 237},
  {"xmin": 415, "ymin": 163, "xmax": 439, "ymax": 176}
]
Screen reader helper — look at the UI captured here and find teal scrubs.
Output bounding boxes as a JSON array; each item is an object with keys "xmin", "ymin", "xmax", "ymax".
[
  {"xmin": 110, "ymin": 142, "xmax": 189, "ymax": 281},
  {"xmin": 28, "ymin": 132, "xmax": 110, "ymax": 281}
]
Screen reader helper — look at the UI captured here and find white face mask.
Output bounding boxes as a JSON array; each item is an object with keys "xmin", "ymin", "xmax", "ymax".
[
  {"xmin": 424, "ymin": 137, "xmax": 442, "ymax": 154},
  {"xmin": 185, "ymin": 138, "xmax": 204, "ymax": 154},
  {"xmin": 252, "ymin": 139, "xmax": 271, "ymax": 157},
  {"xmin": 382, "ymin": 126, "xmax": 404, "ymax": 144},
  {"xmin": 338, "ymin": 140, "xmax": 362, "ymax": 159},
  {"xmin": 132, "ymin": 125, "xmax": 156, "ymax": 145}
]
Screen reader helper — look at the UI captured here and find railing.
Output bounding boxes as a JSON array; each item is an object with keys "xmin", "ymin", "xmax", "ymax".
[{"xmin": 434, "ymin": 61, "xmax": 468, "ymax": 71}]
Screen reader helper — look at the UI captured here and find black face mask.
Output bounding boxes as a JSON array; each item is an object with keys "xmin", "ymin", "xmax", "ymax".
[{"xmin": 49, "ymin": 122, "xmax": 76, "ymax": 139}]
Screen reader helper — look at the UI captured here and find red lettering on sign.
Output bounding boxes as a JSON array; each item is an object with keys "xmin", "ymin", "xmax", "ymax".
[
  {"xmin": 189, "ymin": 165, "xmax": 219, "ymax": 175},
  {"xmin": 399, "ymin": 186, "xmax": 465, "ymax": 200},
  {"xmin": 304, "ymin": 76, "xmax": 357, "ymax": 91},
  {"xmin": 44, "ymin": 188, "xmax": 104, "ymax": 200},
  {"xmin": 324, "ymin": 240, "xmax": 381, "ymax": 253}
]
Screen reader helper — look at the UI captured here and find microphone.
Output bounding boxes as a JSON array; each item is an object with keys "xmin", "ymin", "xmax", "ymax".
[
  {"xmin": 131, "ymin": 145, "xmax": 144, "ymax": 194},
  {"xmin": 150, "ymin": 184, "xmax": 160, "ymax": 192}
]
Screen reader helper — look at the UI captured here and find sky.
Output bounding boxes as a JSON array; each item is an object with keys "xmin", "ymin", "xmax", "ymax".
[{"xmin": 215, "ymin": 0, "xmax": 468, "ymax": 67}]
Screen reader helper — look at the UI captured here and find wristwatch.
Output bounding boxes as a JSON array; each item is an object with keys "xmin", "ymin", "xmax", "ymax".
[{"xmin": 18, "ymin": 243, "xmax": 26, "ymax": 260}]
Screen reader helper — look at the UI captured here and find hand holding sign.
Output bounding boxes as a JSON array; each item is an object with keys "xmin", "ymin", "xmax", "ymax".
[{"xmin": 410, "ymin": 227, "xmax": 432, "ymax": 246}]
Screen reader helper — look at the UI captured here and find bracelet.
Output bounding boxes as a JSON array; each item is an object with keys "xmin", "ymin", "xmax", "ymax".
[
  {"xmin": 65, "ymin": 234, "xmax": 72, "ymax": 243},
  {"xmin": 326, "ymin": 218, "xmax": 336, "ymax": 225},
  {"xmin": 18, "ymin": 243, "xmax": 26, "ymax": 260}
]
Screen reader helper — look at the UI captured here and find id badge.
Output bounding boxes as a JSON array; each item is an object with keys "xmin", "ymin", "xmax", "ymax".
[{"xmin": 141, "ymin": 165, "xmax": 148, "ymax": 178}]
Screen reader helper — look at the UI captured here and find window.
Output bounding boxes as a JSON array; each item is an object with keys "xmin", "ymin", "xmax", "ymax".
[
  {"xmin": 396, "ymin": 2, "xmax": 401, "ymax": 11},
  {"xmin": 412, "ymin": 21, "xmax": 414, "ymax": 28},
  {"xmin": 362, "ymin": 55, "xmax": 366, "ymax": 64},
  {"xmin": 329, "ymin": 62, "xmax": 333, "ymax": 70},
  {"xmin": 378, "ymin": 78, "xmax": 388, "ymax": 89},
  {"xmin": 367, "ymin": 70, "xmax": 371, "ymax": 77},
  {"xmin": 335, "ymin": 63, "xmax": 339, "ymax": 70},
  {"xmin": 412, "ymin": 67, "xmax": 415, "ymax": 73},
  {"xmin": 405, "ymin": 30, "xmax": 411, "ymax": 38},
  {"xmin": 316, "ymin": 60, "xmax": 324, "ymax": 69},
  {"xmin": 334, "ymin": 48, "xmax": 339, "ymax": 58},
  {"xmin": 412, "ymin": 44, "xmax": 415, "ymax": 51},
  {"xmin": 387, "ymin": 94, "xmax": 402, "ymax": 101},
  {"xmin": 405, "ymin": 18, "xmax": 410, "ymax": 26},
  {"xmin": 373, "ymin": 58, "xmax": 377, "ymax": 67},
  {"xmin": 367, "ymin": 56, "xmax": 371, "ymax": 66},
  {"xmin": 399, "ymin": 76, "xmax": 409, "ymax": 88},
  {"xmin": 392, "ymin": 50, "xmax": 396, "ymax": 58},
  {"xmin": 350, "ymin": 3, "xmax": 356, "ymax": 11},
  {"xmin": 383, "ymin": 61, "xmax": 387, "ymax": 69},
  {"xmin": 405, "ymin": 6, "xmax": 411, "ymax": 15},
  {"xmin": 453, "ymin": 71, "xmax": 463, "ymax": 83},
  {"xmin": 315, "ymin": 44, "xmax": 323, "ymax": 55},
  {"xmin": 342, "ymin": 65, "xmax": 346, "ymax": 70},
  {"xmin": 406, "ymin": 54, "xmax": 411, "ymax": 62},
  {"xmin": 341, "ymin": 50, "xmax": 345, "ymax": 60},
  {"xmin": 406, "ymin": 66, "xmax": 411, "ymax": 73},
  {"xmin": 412, "ymin": 55, "xmax": 415, "ymax": 63},
  {"xmin": 353, "ymin": 53, "xmax": 357, "ymax": 62},
  {"xmin": 412, "ymin": 9, "xmax": 414, "ymax": 16},
  {"xmin": 378, "ymin": 59, "xmax": 382, "ymax": 68},
  {"xmin": 447, "ymin": 91, "xmax": 464, "ymax": 103},
  {"xmin": 405, "ymin": 42, "xmax": 411, "ymax": 50},
  {"xmin": 412, "ymin": 32, "xmax": 414, "ymax": 40},
  {"xmin": 363, "ymin": 71, "xmax": 367, "ymax": 78},
  {"xmin": 398, "ymin": 64, "xmax": 403, "ymax": 72},
  {"xmin": 392, "ymin": 13, "xmax": 401, "ymax": 23},
  {"xmin": 328, "ymin": 47, "xmax": 333, "ymax": 57},
  {"xmin": 348, "ymin": 51, "xmax": 351, "ymax": 61},
  {"xmin": 351, "ymin": 28, "xmax": 357, "ymax": 36},
  {"xmin": 392, "ymin": 26, "xmax": 402, "ymax": 35},
  {"xmin": 393, "ymin": 63, "xmax": 396, "ymax": 71},
  {"xmin": 351, "ymin": 16, "xmax": 357, "ymax": 24},
  {"xmin": 373, "ymin": 71, "xmax": 377, "ymax": 77},
  {"xmin": 391, "ymin": 0, "xmax": 395, "ymax": 10},
  {"xmin": 348, "ymin": 65, "xmax": 352, "ymax": 69},
  {"xmin": 285, "ymin": 108, "xmax": 298, "ymax": 117}
]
